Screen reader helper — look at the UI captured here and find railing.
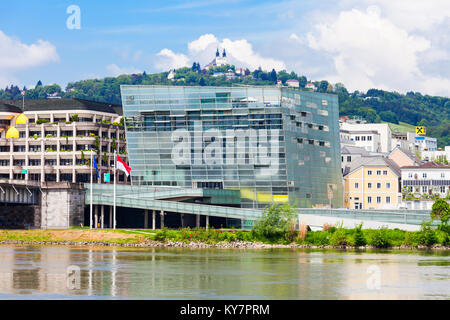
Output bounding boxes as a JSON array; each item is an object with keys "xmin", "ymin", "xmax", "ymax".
[
  {"xmin": 86, "ymin": 193, "xmax": 262, "ymax": 220},
  {"xmin": 298, "ymin": 208, "xmax": 436, "ymax": 226}
]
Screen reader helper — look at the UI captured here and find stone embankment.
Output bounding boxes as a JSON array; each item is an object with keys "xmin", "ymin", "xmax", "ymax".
[{"xmin": 0, "ymin": 239, "xmax": 449, "ymax": 250}]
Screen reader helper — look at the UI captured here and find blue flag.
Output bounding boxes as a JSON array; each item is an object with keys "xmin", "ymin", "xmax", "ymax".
[{"xmin": 93, "ymin": 156, "xmax": 100, "ymax": 178}]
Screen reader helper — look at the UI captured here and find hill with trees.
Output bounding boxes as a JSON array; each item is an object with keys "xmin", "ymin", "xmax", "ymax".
[{"xmin": 0, "ymin": 63, "xmax": 448, "ymax": 147}]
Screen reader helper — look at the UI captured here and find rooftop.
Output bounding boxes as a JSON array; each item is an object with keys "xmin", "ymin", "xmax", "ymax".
[
  {"xmin": 1, "ymin": 98, "xmax": 122, "ymax": 115},
  {"xmin": 344, "ymin": 156, "xmax": 401, "ymax": 177},
  {"xmin": 402, "ymin": 162, "xmax": 450, "ymax": 169},
  {"xmin": 0, "ymin": 103, "xmax": 23, "ymax": 114}
]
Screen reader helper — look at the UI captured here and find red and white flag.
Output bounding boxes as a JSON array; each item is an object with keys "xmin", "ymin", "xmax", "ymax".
[
  {"xmin": 116, "ymin": 155, "xmax": 131, "ymax": 177},
  {"xmin": 21, "ymin": 90, "xmax": 26, "ymax": 96}
]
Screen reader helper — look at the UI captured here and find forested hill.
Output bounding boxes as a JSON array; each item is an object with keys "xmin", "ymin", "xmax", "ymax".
[{"xmin": 1, "ymin": 64, "xmax": 449, "ymax": 147}]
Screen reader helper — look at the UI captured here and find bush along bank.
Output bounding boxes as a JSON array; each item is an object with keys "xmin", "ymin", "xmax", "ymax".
[{"xmin": 151, "ymin": 222, "xmax": 450, "ymax": 250}]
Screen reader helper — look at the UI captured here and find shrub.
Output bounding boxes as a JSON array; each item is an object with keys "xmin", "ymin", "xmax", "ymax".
[
  {"xmin": 154, "ymin": 228, "xmax": 169, "ymax": 241},
  {"xmin": 367, "ymin": 227, "xmax": 391, "ymax": 248},
  {"xmin": 417, "ymin": 221, "xmax": 438, "ymax": 246},
  {"xmin": 304, "ymin": 231, "xmax": 329, "ymax": 246},
  {"xmin": 353, "ymin": 223, "xmax": 367, "ymax": 247},
  {"xmin": 329, "ymin": 227, "xmax": 349, "ymax": 246},
  {"xmin": 36, "ymin": 118, "xmax": 50, "ymax": 124},
  {"xmin": 252, "ymin": 203, "xmax": 296, "ymax": 242}
]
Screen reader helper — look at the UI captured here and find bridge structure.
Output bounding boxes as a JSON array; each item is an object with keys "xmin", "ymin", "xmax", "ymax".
[{"xmin": 85, "ymin": 184, "xmax": 433, "ymax": 231}]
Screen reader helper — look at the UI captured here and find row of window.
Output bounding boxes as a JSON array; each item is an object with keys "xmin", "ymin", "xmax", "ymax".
[
  {"xmin": 0, "ymin": 159, "xmax": 119, "ymax": 166},
  {"xmin": 354, "ymin": 135, "xmax": 373, "ymax": 141},
  {"xmin": 406, "ymin": 186, "xmax": 447, "ymax": 193},
  {"xmin": 355, "ymin": 182, "xmax": 391, "ymax": 189},
  {"xmin": 407, "ymin": 172, "xmax": 446, "ymax": 178},
  {"xmin": 367, "ymin": 196, "xmax": 391, "ymax": 204},
  {"xmin": 367, "ymin": 170, "xmax": 388, "ymax": 176}
]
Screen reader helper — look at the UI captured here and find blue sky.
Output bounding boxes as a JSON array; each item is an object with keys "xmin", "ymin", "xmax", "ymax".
[{"xmin": 1, "ymin": 0, "xmax": 450, "ymax": 97}]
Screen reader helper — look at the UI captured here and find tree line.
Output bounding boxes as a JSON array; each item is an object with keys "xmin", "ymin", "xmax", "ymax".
[{"xmin": 1, "ymin": 64, "xmax": 448, "ymax": 147}]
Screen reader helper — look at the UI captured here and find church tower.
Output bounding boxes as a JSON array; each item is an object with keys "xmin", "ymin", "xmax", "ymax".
[{"xmin": 222, "ymin": 49, "xmax": 227, "ymax": 58}]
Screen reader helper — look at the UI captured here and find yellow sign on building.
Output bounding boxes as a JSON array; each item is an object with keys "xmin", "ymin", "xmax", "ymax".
[{"xmin": 415, "ymin": 126, "xmax": 426, "ymax": 135}]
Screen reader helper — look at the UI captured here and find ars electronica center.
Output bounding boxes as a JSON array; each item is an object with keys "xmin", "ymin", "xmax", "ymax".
[{"xmin": 119, "ymin": 85, "xmax": 343, "ymax": 214}]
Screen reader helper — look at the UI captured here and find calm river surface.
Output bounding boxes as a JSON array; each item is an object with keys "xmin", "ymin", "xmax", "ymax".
[{"xmin": 0, "ymin": 245, "xmax": 448, "ymax": 299}]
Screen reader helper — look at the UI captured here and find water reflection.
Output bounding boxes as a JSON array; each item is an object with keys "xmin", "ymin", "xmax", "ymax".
[{"xmin": 0, "ymin": 246, "xmax": 448, "ymax": 299}]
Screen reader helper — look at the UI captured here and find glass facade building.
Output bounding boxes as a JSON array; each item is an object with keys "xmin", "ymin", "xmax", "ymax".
[{"xmin": 120, "ymin": 85, "xmax": 342, "ymax": 209}]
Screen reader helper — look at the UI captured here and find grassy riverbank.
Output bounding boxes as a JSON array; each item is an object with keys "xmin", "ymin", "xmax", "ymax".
[{"xmin": 0, "ymin": 225, "xmax": 448, "ymax": 249}]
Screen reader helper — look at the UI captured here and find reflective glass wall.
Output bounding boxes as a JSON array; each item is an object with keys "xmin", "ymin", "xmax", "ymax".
[{"xmin": 120, "ymin": 85, "xmax": 342, "ymax": 208}]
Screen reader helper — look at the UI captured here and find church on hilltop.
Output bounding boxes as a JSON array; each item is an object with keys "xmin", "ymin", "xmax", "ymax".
[{"xmin": 205, "ymin": 48, "xmax": 228, "ymax": 70}]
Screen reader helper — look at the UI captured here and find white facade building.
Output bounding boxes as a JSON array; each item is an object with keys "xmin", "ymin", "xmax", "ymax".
[
  {"xmin": 340, "ymin": 129, "xmax": 381, "ymax": 152},
  {"xmin": 422, "ymin": 146, "xmax": 450, "ymax": 162},
  {"xmin": 340, "ymin": 122, "xmax": 392, "ymax": 153},
  {"xmin": 414, "ymin": 136, "xmax": 438, "ymax": 152},
  {"xmin": 401, "ymin": 162, "xmax": 450, "ymax": 198}
]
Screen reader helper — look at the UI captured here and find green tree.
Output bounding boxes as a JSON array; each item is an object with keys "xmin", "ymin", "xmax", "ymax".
[
  {"xmin": 252, "ymin": 203, "xmax": 296, "ymax": 241},
  {"xmin": 431, "ymin": 198, "xmax": 450, "ymax": 225}
]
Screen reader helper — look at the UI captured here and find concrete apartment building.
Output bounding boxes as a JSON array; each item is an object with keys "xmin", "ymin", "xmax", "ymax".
[
  {"xmin": 340, "ymin": 122, "xmax": 392, "ymax": 153},
  {"xmin": 0, "ymin": 99, "xmax": 128, "ymax": 184},
  {"xmin": 339, "ymin": 129, "xmax": 381, "ymax": 152},
  {"xmin": 401, "ymin": 162, "xmax": 450, "ymax": 197},
  {"xmin": 422, "ymin": 146, "xmax": 450, "ymax": 162},
  {"xmin": 343, "ymin": 157, "xmax": 401, "ymax": 209}
]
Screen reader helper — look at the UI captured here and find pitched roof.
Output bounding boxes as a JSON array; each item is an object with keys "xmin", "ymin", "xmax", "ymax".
[
  {"xmin": 0, "ymin": 103, "xmax": 23, "ymax": 113},
  {"xmin": 1, "ymin": 98, "xmax": 121, "ymax": 115},
  {"xmin": 402, "ymin": 162, "xmax": 450, "ymax": 169},
  {"xmin": 388, "ymin": 146, "xmax": 422, "ymax": 165},
  {"xmin": 340, "ymin": 145, "xmax": 372, "ymax": 156},
  {"xmin": 344, "ymin": 156, "xmax": 401, "ymax": 177}
]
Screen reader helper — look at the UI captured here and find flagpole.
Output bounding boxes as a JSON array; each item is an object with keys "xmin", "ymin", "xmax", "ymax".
[
  {"xmin": 113, "ymin": 150, "xmax": 116, "ymax": 229},
  {"xmin": 90, "ymin": 151, "xmax": 93, "ymax": 229}
]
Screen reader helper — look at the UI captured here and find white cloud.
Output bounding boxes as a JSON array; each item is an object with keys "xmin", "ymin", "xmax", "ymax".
[
  {"xmin": 106, "ymin": 64, "xmax": 142, "ymax": 76},
  {"xmin": 153, "ymin": 34, "xmax": 286, "ymax": 72},
  {"xmin": 304, "ymin": 7, "xmax": 450, "ymax": 95},
  {"xmin": 154, "ymin": 49, "xmax": 190, "ymax": 70},
  {"xmin": 0, "ymin": 30, "xmax": 59, "ymax": 87},
  {"xmin": 360, "ymin": 0, "xmax": 450, "ymax": 32}
]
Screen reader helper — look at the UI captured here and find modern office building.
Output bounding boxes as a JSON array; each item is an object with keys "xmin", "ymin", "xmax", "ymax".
[
  {"xmin": 0, "ymin": 98, "xmax": 128, "ymax": 184},
  {"xmin": 120, "ymin": 85, "xmax": 343, "ymax": 209}
]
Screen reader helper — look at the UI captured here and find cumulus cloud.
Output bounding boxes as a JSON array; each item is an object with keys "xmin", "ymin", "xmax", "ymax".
[
  {"xmin": 0, "ymin": 30, "xmax": 59, "ymax": 87},
  {"xmin": 106, "ymin": 64, "xmax": 142, "ymax": 76},
  {"xmin": 154, "ymin": 49, "xmax": 190, "ymax": 70},
  {"xmin": 304, "ymin": 6, "xmax": 450, "ymax": 95},
  {"xmin": 153, "ymin": 33, "xmax": 286, "ymax": 72}
]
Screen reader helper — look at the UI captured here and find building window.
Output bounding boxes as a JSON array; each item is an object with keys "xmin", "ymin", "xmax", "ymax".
[
  {"xmin": 440, "ymin": 186, "xmax": 446, "ymax": 193},
  {"xmin": 367, "ymin": 170, "xmax": 372, "ymax": 175},
  {"xmin": 367, "ymin": 196, "xmax": 372, "ymax": 204},
  {"xmin": 422, "ymin": 186, "xmax": 427, "ymax": 193},
  {"xmin": 386, "ymin": 196, "xmax": 391, "ymax": 204},
  {"xmin": 423, "ymin": 173, "xmax": 427, "ymax": 178},
  {"xmin": 347, "ymin": 156, "xmax": 351, "ymax": 162},
  {"xmin": 355, "ymin": 182, "xmax": 359, "ymax": 189},
  {"xmin": 377, "ymin": 196, "xmax": 381, "ymax": 204},
  {"xmin": 386, "ymin": 182, "xmax": 391, "ymax": 189},
  {"xmin": 383, "ymin": 170, "xmax": 388, "ymax": 175},
  {"xmin": 355, "ymin": 136, "xmax": 360, "ymax": 141},
  {"xmin": 441, "ymin": 173, "xmax": 445, "ymax": 178},
  {"xmin": 368, "ymin": 136, "xmax": 372, "ymax": 141},
  {"xmin": 368, "ymin": 183, "xmax": 372, "ymax": 188},
  {"xmin": 377, "ymin": 183, "xmax": 381, "ymax": 189},
  {"xmin": 376, "ymin": 170, "xmax": 381, "ymax": 175},
  {"xmin": 361, "ymin": 136, "xmax": 366, "ymax": 141},
  {"xmin": 408, "ymin": 173, "xmax": 413, "ymax": 178}
]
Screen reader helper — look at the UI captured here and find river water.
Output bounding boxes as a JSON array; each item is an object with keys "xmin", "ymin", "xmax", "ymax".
[{"xmin": 0, "ymin": 245, "xmax": 448, "ymax": 299}]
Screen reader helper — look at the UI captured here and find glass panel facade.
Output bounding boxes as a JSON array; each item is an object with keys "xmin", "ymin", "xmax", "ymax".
[{"xmin": 120, "ymin": 85, "xmax": 343, "ymax": 209}]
